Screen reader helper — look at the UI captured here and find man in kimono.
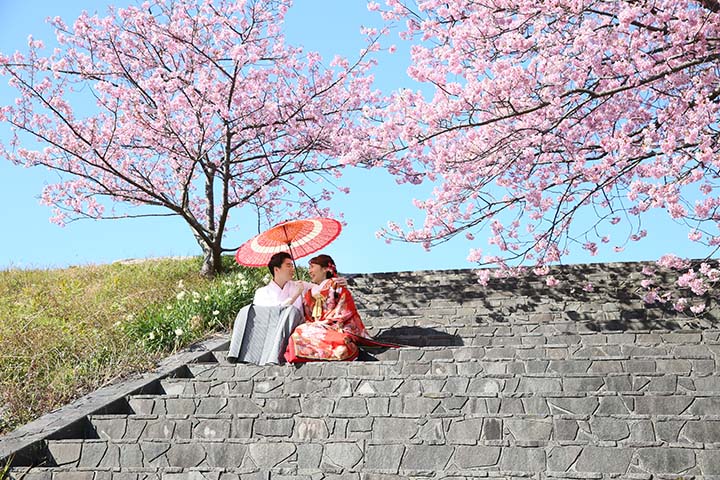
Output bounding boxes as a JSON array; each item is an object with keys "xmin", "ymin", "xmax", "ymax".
[{"xmin": 228, "ymin": 252, "xmax": 347, "ymax": 364}]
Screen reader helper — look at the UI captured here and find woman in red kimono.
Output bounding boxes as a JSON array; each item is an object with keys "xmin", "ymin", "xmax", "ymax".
[{"xmin": 284, "ymin": 254, "xmax": 391, "ymax": 362}]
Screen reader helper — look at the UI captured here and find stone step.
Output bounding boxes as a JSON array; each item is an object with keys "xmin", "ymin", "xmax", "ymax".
[
  {"xmin": 217, "ymin": 330, "xmax": 720, "ymax": 352},
  {"xmin": 32, "ymin": 438, "xmax": 720, "ymax": 476},
  {"xmin": 363, "ymin": 326, "xmax": 717, "ymax": 346},
  {"xmin": 158, "ymin": 371, "xmax": 720, "ymax": 397},
  {"xmin": 125, "ymin": 392, "xmax": 720, "ymax": 417},
  {"xmin": 16, "ymin": 469, "xmax": 717, "ymax": 480},
  {"xmin": 84, "ymin": 412, "xmax": 720, "ymax": 446},
  {"xmin": 358, "ymin": 305, "xmax": 717, "ymax": 333},
  {"xmin": 207, "ymin": 342, "xmax": 720, "ymax": 365},
  {"xmin": 186, "ymin": 355, "xmax": 716, "ymax": 380}
]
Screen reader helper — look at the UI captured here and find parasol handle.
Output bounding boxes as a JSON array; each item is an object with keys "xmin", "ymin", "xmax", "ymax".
[{"xmin": 281, "ymin": 224, "xmax": 299, "ymax": 272}]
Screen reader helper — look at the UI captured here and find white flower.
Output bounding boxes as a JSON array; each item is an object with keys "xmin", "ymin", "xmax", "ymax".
[
  {"xmin": 192, "ymin": 291, "xmax": 201, "ymax": 298},
  {"xmin": 166, "ymin": 305, "xmax": 172, "ymax": 310},
  {"xmin": 204, "ymin": 295, "xmax": 210, "ymax": 301},
  {"xmin": 212, "ymin": 310, "xmax": 220, "ymax": 316},
  {"xmin": 148, "ymin": 332, "xmax": 156, "ymax": 340},
  {"xmin": 174, "ymin": 328, "xmax": 184, "ymax": 336},
  {"xmin": 177, "ymin": 280, "xmax": 185, "ymax": 289},
  {"xmin": 176, "ymin": 291, "xmax": 186, "ymax": 300}
]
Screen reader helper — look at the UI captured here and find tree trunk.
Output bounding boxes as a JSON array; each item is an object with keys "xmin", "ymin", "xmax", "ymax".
[{"xmin": 199, "ymin": 241, "xmax": 224, "ymax": 278}]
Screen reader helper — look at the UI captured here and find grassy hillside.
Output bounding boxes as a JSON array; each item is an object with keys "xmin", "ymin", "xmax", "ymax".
[{"xmin": 0, "ymin": 256, "xmax": 266, "ymax": 435}]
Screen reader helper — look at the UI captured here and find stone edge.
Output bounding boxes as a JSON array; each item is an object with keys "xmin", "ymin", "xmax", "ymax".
[{"xmin": 0, "ymin": 334, "xmax": 230, "ymax": 464}]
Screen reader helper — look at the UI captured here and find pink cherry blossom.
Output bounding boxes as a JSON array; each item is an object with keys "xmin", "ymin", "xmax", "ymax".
[
  {"xmin": 0, "ymin": 0, "xmax": 379, "ymax": 276},
  {"xmin": 356, "ymin": 0, "xmax": 720, "ymax": 301}
]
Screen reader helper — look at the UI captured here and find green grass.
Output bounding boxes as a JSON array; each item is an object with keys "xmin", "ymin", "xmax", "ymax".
[{"xmin": 0, "ymin": 256, "xmax": 268, "ymax": 435}]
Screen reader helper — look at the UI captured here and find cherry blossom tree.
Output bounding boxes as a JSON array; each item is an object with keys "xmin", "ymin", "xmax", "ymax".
[
  {"xmin": 354, "ymin": 0, "xmax": 720, "ymax": 304},
  {"xmin": 0, "ymin": 0, "xmax": 378, "ymax": 276}
]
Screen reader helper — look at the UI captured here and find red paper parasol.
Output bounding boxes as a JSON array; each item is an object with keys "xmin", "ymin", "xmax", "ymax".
[{"xmin": 235, "ymin": 217, "xmax": 342, "ymax": 267}]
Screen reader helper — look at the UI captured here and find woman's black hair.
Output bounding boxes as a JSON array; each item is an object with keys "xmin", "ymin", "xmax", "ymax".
[{"xmin": 309, "ymin": 254, "xmax": 337, "ymax": 279}]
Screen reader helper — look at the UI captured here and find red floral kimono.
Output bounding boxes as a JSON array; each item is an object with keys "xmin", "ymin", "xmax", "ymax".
[{"xmin": 284, "ymin": 278, "xmax": 391, "ymax": 362}]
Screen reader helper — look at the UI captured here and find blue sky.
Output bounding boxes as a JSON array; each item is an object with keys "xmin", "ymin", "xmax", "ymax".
[{"xmin": 0, "ymin": 1, "xmax": 709, "ymax": 273}]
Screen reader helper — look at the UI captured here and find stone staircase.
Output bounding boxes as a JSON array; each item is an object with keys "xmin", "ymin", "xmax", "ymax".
[{"xmin": 4, "ymin": 261, "xmax": 720, "ymax": 479}]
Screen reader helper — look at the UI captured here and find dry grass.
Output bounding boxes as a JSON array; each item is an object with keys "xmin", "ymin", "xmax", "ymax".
[{"xmin": 0, "ymin": 256, "xmax": 264, "ymax": 435}]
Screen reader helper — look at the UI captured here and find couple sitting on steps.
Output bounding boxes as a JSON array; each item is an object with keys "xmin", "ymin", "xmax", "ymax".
[{"xmin": 228, "ymin": 251, "xmax": 395, "ymax": 365}]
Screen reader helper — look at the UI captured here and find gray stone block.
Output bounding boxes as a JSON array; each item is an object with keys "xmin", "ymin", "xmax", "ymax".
[
  {"xmin": 205, "ymin": 442, "xmax": 245, "ymax": 468},
  {"xmin": 547, "ymin": 445, "xmax": 582, "ymax": 472},
  {"xmin": 692, "ymin": 375, "xmax": 720, "ymax": 391},
  {"xmin": 231, "ymin": 418, "xmax": 253, "ymax": 438},
  {"xmin": 263, "ymin": 398, "xmax": 301, "ymax": 415},
  {"xmin": 547, "ymin": 360, "xmax": 590, "ymax": 374},
  {"xmin": 118, "ymin": 443, "xmax": 143, "ymax": 467},
  {"xmin": 293, "ymin": 417, "xmax": 329, "ymax": 440},
  {"xmin": 253, "ymin": 379, "xmax": 283, "ymax": 395},
  {"xmin": 604, "ymin": 375, "xmax": 632, "ymax": 392},
  {"xmin": 335, "ymin": 398, "xmax": 368, "ymax": 417},
  {"xmin": 329, "ymin": 379, "xmax": 354, "ymax": 397},
  {"xmin": 77, "ymin": 441, "xmax": 108, "ymax": 468},
  {"xmin": 400, "ymin": 445, "xmax": 453, "ymax": 471},
  {"xmin": 482, "ymin": 418, "xmax": 502, "ymax": 441},
  {"xmin": 687, "ymin": 397, "xmax": 720, "ymax": 415},
  {"xmin": 635, "ymin": 396, "xmax": 693, "ymax": 415},
  {"xmin": 575, "ymin": 447, "xmax": 631, "ymax": 474},
  {"xmin": 589, "ymin": 418, "xmax": 630, "ymax": 441},
  {"xmin": 255, "ymin": 418, "xmax": 293, "ymax": 437},
  {"xmin": 348, "ymin": 418, "xmax": 373, "ymax": 433},
  {"xmin": 324, "ymin": 442, "xmax": 363, "ymax": 470},
  {"xmin": 656, "ymin": 420, "xmax": 684, "ymax": 443},
  {"xmin": 48, "ymin": 442, "xmax": 82, "ymax": 467},
  {"xmin": 285, "ymin": 379, "xmax": 331, "ymax": 395},
  {"xmin": 363, "ymin": 444, "xmax": 404, "ymax": 473},
  {"xmin": 166, "ymin": 443, "xmax": 205, "ymax": 468},
  {"xmin": 624, "ymin": 360, "xmax": 656, "ymax": 374},
  {"xmin": 681, "ymin": 420, "xmax": 720, "ymax": 443},
  {"xmin": 596, "ymin": 396, "xmax": 632, "ymax": 415},
  {"xmin": 628, "ymin": 419, "xmax": 656, "ymax": 443},
  {"xmin": 547, "ymin": 397, "xmax": 598, "ymax": 415},
  {"xmin": 144, "ymin": 419, "xmax": 176, "ymax": 439},
  {"xmin": 445, "ymin": 418, "xmax": 482, "ymax": 445},
  {"xmin": 226, "ymin": 398, "xmax": 261, "ymax": 415},
  {"xmin": 301, "ymin": 397, "xmax": 334, "ymax": 416},
  {"xmin": 522, "ymin": 397, "xmax": 550, "ymax": 415},
  {"xmin": 97, "ymin": 443, "xmax": 120, "ymax": 469},
  {"xmin": 296, "ymin": 443, "xmax": 323, "ymax": 470},
  {"xmin": 563, "ymin": 377, "xmax": 603, "ymax": 392},
  {"xmin": 452, "ymin": 446, "xmax": 501, "ymax": 468},
  {"xmin": 656, "ymin": 359, "xmax": 692, "ymax": 374},
  {"xmin": 515, "ymin": 377, "xmax": 562, "ymax": 393},
  {"xmin": 140, "ymin": 441, "xmax": 171, "ymax": 467},
  {"xmin": 635, "ymin": 448, "xmax": 695, "ymax": 474},
  {"xmin": 401, "ymin": 397, "xmax": 440, "ymax": 415},
  {"xmin": 372, "ymin": 418, "xmax": 418, "ymax": 441},
  {"xmin": 499, "ymin": 447, "xmax": 545, "ymax": 471},
  {"xmin": 417, "ymin": 418, "xmax": 445, "ymax": 445},
  {"xmin": 366, "ymin": 398, "xmax": 389, "ymax": 416},
  {"xmin": 193, "ymin": 419, "xmax": 230, "ymax": 440},
  {"xmin": 91, "ymin": 418, "xmax": 128, "ymax": 440},
  {"xmin": 698, "ymin": 449, "xmax": 720, "ymax": 475},
  {"xmin": 588, "ymin": 360, "xmax": 623, "ymax": 374},
  {"xmin": 247, "ymin": 442, "xmax": 296, "ymax": 468},
  {"xmin": 444, "ymin": 378, "xmax": 470, "ymax": 394},
  {"xmin": 52, "ymin": 473, "xmax": 94, "ymax": 480},
  {"xmin": 506, "ymin": 418, "xmax": 552, "ymax": 442},
  {"xmin": 553, "ymin": 419, "xmax": 579, "ymax": 441}
]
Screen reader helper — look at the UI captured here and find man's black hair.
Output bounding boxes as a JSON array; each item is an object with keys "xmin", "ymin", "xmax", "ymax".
[{"xmin": 268, "ymin": 251, "xmax": 293, "ymax": 277}]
